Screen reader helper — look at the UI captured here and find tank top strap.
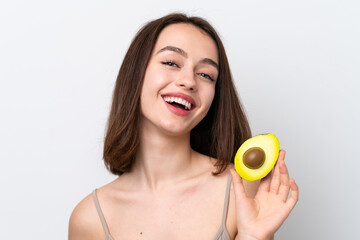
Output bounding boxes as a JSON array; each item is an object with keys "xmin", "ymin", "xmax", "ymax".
[
  {"xmin": 92, "ymin": 189, "xmax": 111, "ymax": 237},
  {"xmin": 221, "ymin": 172, "xmax": 233, "ymax": 226}
]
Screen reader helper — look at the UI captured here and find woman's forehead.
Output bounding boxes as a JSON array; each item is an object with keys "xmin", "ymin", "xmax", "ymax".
[{"xmin": 153, "ymin": 23, "xmax": 219, "ymax": 63}]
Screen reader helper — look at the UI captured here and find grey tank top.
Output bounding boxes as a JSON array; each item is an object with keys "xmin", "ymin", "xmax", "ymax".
[{"xmin": 92, "ymin": 173, "xmax": 232, "ymax": 240}]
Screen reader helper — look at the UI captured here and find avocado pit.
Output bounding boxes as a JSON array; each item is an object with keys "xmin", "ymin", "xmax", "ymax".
[{"xmin": 243, "ymin": 147, "xmax": 265, "ymax": 169}]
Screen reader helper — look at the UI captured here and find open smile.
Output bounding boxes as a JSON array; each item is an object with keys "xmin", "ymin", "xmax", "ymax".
[
  {"xmin": 161, "ymin": 92, "xmax": 196, "ymax": 116},
  {"xmin": 163, "ymin": 96, "xmax": 192, "ymax": 110}
]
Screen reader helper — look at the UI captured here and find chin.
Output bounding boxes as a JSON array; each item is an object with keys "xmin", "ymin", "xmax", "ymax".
[{"xmin": 159, "ymin": 122, "xmax": 192, "ymax": 137}]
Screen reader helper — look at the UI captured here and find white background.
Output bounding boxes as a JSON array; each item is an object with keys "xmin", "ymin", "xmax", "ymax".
[{"xmin": 1, "ymin": 0, "xmax": 359, "ymax": 239}]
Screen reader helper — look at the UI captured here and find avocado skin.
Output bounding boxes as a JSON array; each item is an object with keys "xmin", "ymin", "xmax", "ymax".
[{"xmin": 234, "ymin": 133, "xmax": 280, "ymax": 181}]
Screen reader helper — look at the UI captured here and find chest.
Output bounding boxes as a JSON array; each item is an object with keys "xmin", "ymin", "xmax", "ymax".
[{"xmin": 103, "ymin": 188, "xmax": 226, "ymax": 240}]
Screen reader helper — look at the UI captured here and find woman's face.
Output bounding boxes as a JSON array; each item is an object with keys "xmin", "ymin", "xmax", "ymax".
[{"xmin": 140, "ymin": 23, "xmax": 219, "ymax": 136}]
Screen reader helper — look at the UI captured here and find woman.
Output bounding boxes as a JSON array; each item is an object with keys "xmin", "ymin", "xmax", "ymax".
[{"xmin": 69, "ymin": 13, "xmax": 298, "ymax": 240}]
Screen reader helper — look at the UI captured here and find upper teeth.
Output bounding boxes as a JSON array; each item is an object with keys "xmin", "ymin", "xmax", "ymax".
[{"xmin": 163, "ymin": 96, "xmax": 192, "ymax": 110}]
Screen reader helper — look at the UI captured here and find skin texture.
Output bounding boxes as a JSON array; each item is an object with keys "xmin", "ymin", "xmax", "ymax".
[{"xmin": 68, "ymin": 23, "xmax": 298, "ymax": 240}]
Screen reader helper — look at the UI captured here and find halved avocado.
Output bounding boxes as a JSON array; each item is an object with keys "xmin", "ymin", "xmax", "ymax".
[{"xmin": 234, "ymin": 133, "xmax": 280, "ymax": 181}]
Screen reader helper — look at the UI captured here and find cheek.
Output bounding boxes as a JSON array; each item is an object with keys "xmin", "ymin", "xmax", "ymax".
[
  {"xmin": 203, "ymin": 87, "xmax": 216, "ymax": 108},
  {"xmin": 143, "ymin": 65, "xmax": 172, "ymax": 91},
  {"xmin": 140, "ymin": 67, "xmax": 171, "ymax": 112}
]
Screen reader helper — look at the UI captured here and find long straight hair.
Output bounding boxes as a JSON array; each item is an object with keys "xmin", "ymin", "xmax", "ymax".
[{"xmin": 103, "ymin": 13, "xmax": 252, "ymax": 176}]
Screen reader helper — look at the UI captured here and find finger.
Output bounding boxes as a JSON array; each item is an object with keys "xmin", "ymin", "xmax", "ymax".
[
  {"xmin": 257, "ymin": 169, "xmax": 272, "ymax": 193},
  {"xmin": 278, "ymin": 157, "xmax": 291, "ymax": 202},
  {"xmin": 286, "ymin": 178, "xmax": 299, "ymax": 210},
  {"xmin": 230, "ymin": 169, "xmax": 248, "ymax": 201},
  {"xmin": 269, "ymin": 150, "xmax": 284, "ymax": 194}
]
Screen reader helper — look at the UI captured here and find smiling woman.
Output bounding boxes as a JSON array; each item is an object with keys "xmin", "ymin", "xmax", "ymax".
[
  {"xmin": 68, "ymin": 13, "xmax": 298, "ymax": 240},
  {"xmin": 102, "ymin": 15, "xmax": 251, "ymax": 176},
  {"xmin": 140, "ymin": 23, "xmax": 219, "ymax": 137}
]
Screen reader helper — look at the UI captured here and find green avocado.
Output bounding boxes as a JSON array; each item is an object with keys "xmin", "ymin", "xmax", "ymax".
[{"xmin": 234, "ymin": 133, "xmax": 280, "ymax": 181}]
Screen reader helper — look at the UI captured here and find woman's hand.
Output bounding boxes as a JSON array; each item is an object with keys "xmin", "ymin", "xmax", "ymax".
[{"xmin": 230, "ymin": 150, "xmax": 299, "ymax": 240}]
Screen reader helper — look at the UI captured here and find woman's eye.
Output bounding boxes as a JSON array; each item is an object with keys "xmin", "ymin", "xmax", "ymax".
[
  {"xmin": 199, "ymin": 73, "xmax": 215, "ymax": 82},
  {"xmin": 161, "ymin": 61, "xmax": 179, "ymax": 68}
]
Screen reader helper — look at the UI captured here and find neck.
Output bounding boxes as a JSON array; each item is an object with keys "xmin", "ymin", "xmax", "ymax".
[{"xmin": 131, "ymin": 122, "xmax": 195, "ymax": 192}]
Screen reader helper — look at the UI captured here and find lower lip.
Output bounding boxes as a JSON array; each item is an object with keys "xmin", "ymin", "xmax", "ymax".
[{"xmin": 163, "ymin": 100, "xmax": 192, "ymax": 116}]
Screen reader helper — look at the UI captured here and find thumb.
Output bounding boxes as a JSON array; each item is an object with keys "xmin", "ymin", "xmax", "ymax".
[{"xmin": 230, "ymin": 168, "xmax": 248, "ymax": 202}]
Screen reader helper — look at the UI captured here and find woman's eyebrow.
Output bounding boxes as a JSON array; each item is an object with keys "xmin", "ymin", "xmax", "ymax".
[
  {"xmin": 200, "ymin": 58, "xmax": 219, "ymax": 70},
  {"xmin": 156, "ymin": 45, "xmax": 219, "ymax": 70},
  {"xmin": 156, "ymin": 45, "xmax": 188, "ymax": 57}
]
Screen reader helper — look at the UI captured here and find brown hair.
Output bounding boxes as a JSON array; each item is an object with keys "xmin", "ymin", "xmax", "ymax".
[{"xmin": 103, "ymin": 13, "xmax": 251, "ymax": 176}]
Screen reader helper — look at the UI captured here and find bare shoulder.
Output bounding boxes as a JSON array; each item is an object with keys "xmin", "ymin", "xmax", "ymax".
[{"xmin": 68, "ymin": 191, "xmax": 104, "ymax": 240}]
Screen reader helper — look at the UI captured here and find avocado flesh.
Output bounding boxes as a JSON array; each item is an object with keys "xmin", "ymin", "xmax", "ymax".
[{"xmin": 234, "ymin": 133, "xmax": 279, "ymax": 181}]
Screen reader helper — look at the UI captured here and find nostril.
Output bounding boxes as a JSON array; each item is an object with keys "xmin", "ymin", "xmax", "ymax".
[{"xmin": 176, "ymin": 80, "xmax": 196, "ymax": 91}]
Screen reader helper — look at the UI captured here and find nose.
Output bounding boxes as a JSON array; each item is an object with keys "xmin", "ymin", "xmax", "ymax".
[{"xmin": 175, "ymin": 69, "xmax": 197, "ymax": 91}]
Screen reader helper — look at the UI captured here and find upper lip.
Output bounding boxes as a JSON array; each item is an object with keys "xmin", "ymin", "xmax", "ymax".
[{"xmin": 161, "ymin": 92, "xmax": 196, "ymax": 108}]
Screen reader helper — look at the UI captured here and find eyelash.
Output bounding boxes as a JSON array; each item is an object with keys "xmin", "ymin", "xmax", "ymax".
[
  {"xmin": 198, "ymin": 73, "xmax": 215, "ymax": 82},
  {"xmin": 161, "ymin": 60, "xmax": 215, "ymax": 82},
  {"xmin": 161, "ymin": 60, "xmax": 179, "ymax": 68}
]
